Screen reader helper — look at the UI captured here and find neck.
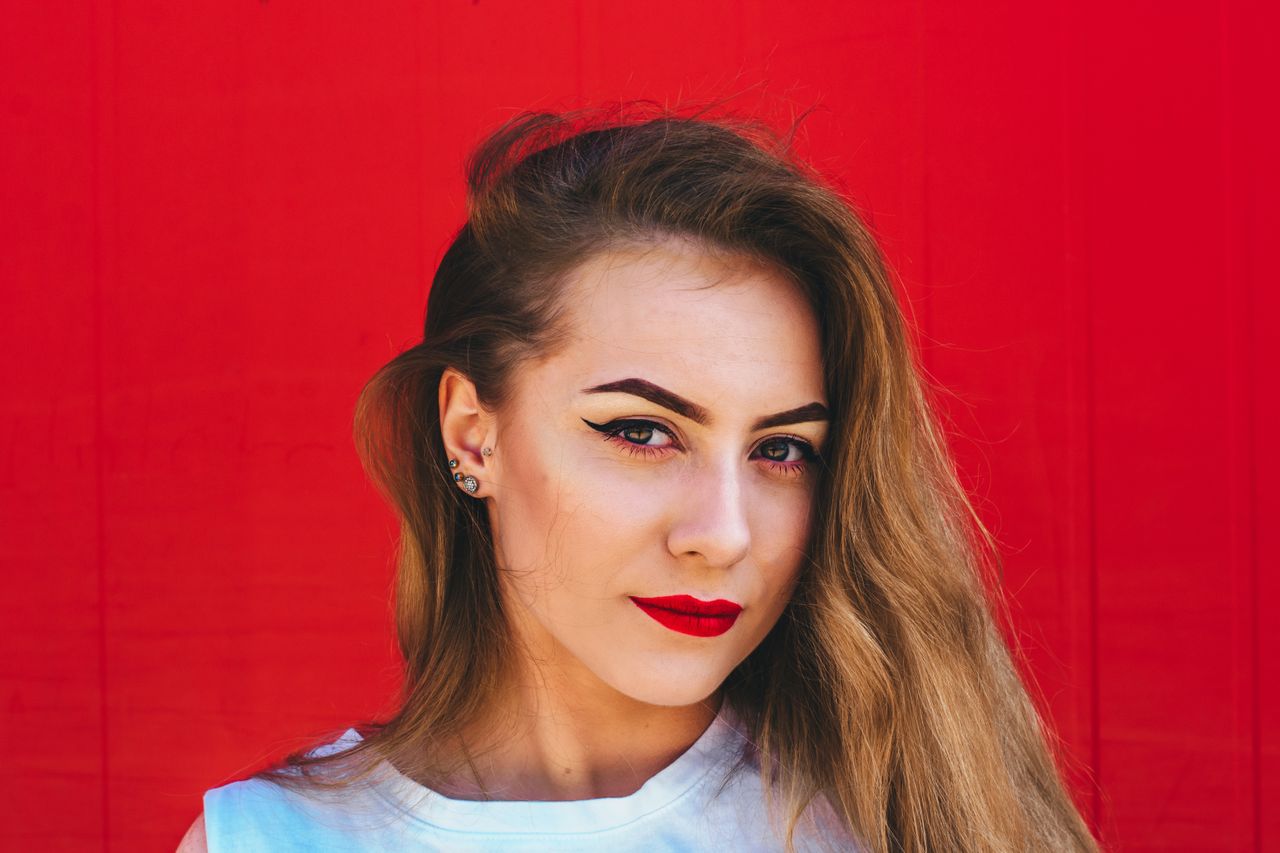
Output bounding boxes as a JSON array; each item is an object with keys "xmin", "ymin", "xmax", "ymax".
[{"xmin": 434, "ymin": 637, "xmax": 723, "ymax": 802}]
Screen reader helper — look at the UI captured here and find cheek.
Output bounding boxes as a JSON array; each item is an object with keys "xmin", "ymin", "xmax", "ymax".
[
  {"xmin": 494, "ymin": 437, "xmax": 670, "ymax": 605},
  {"xmin": 750, "ymin": 487, "xmax": 815, "ymax": 604},
  {"xmin": 492, "ymin": 441, "xmax": 567, "ymax": 586}
]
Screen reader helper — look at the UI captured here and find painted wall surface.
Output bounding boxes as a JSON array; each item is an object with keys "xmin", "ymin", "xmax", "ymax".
[{"xmin": 3, "ymin": 2, "xmax": 1276, "ymax": 849}]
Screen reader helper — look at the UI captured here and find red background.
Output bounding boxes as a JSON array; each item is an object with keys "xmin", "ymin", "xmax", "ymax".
[{"xmin": 3, "ymin": 2, "xmax": 1276, "ymax": 850}]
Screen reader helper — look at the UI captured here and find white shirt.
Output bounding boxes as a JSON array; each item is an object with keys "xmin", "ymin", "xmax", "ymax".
[{"xmin": 203, "ymin": 705, "xmax": 861, "ymax": 851}]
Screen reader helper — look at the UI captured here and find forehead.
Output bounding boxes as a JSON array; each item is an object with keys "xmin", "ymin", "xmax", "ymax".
[{"xmin": 533, "ymin": 241, "xmax": 825, "ymax": 409}]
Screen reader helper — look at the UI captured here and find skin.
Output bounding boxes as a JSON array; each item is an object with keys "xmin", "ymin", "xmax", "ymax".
[
  {"xmin": 176, "ymin": 240, "xmax": 827, "ymax": 848},
  {"xmin": 434, "ymin": 239, "xmax": 829, "ymax": 802}
]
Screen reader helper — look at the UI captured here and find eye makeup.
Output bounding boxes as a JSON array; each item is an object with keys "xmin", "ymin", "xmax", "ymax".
[
  {"xmin": 581, "ymin": 417, "xmax": 821, "ymax": 477},
  {"xmin": 756, "ymin": 439, "xmax": 819, "ymax": 477},
  {"xmin": 580, "ymin": 378, "xmax": 829, "ymax": 432},
  {"xmin": 583, "ymin": 418, "xmax": 676, "ymax": 460}
]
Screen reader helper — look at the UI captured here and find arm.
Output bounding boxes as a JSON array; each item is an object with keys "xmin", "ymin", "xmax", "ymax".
[{"xmin": 175, "ymin": 812, "xmax": 208, "ymax": 853}]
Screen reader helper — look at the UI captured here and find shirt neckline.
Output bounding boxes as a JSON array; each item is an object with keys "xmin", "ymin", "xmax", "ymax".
[{"xmin": 346, "ymin": 705, "xmax": 748, "ymax": 835}]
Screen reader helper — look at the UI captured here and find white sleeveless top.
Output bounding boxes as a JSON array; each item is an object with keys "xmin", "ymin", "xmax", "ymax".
[{"xmin": 202, "ymin": 707, "xmax": 861, "ymax": 851}]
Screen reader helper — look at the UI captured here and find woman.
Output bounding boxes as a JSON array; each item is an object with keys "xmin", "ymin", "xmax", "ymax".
[{"xmin": 180, "ymin": 107, "xmax": 1099, "ymax": 852}]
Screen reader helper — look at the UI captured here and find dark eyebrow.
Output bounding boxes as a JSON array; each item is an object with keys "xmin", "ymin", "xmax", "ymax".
[
  {"xmin": 751, "ymin": 401, "xmax": 830, "ymax": 430},
  {"xmin": 581, "ymin": 378, "xmax": 829, "ymax": 431},
  {"xmin": 583, "ymin": 378, "xmax": 710, "ymax": 424}
]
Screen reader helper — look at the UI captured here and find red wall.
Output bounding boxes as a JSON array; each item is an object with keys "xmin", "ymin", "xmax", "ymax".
[{"xmin": 3, "ymin": 2, "xmax": 1276, "ymax": 850}]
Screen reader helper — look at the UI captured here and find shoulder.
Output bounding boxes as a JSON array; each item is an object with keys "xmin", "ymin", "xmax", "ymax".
[
  {"xmin": 176, "ymin": 812, "xmax": 206, "ymax": 852},
  {"xmin": 196, "ymin": 776, "xmax": 351, "ymax": 852},
  {"xmin": 201, "ymin": 776, "xmax": 312, "ymax": 851},
  {"xmin": 197, "ymin": 729, "xmax": 379, "ymax": 851}
]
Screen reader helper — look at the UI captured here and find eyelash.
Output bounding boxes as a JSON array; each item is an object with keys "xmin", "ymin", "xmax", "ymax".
[{"xmin": 583, "ymin": 418, "xmax": 820, "ymax": 478}]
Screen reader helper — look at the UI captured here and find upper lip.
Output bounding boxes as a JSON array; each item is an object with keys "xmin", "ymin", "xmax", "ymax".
[{"xmin": 629, "ymin": 594, "xmax": 743, "ymax": 617}]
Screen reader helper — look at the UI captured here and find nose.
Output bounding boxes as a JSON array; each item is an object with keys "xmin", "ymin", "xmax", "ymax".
[{"xmin": 665, "ymin": 455, "xmax": 752, "ymax": 570}]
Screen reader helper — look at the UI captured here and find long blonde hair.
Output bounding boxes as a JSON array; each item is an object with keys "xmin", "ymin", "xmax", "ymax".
[{"xmin": 262, "ymin": 105, "xmax": 1099, "ymax": 852}]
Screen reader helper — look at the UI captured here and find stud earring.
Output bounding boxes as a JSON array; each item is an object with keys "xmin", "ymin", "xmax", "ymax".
[
  {"xmin": 446, "ymin": 457, "xmax": 479, "ymax": 495},
  {"xmin": 482, "ymin": 447, "xmax": 492, "ymax": 457}
]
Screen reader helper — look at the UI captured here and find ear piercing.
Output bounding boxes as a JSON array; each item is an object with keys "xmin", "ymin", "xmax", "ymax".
[{"xmin": 447, "ymin": 451, "xmax": 489, "ymax": 495}]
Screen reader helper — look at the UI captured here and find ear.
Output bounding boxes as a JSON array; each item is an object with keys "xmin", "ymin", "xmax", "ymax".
[{"xmin": 438, "ymin": 367, "xmax": 498, "ymax": 498}]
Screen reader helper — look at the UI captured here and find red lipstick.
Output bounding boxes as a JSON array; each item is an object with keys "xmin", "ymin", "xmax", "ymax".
[{"xmin": 629, "ymin": 594, "xmax": 743, "ymax": 638}]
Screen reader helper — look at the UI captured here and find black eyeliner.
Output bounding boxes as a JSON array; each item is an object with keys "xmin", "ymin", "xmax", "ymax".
[{"xmin": 581, "ymin": 417, "xmax": 661, "ymax": 434}]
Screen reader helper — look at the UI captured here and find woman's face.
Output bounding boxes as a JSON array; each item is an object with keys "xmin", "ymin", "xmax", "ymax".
[{"xmin": 476, "ymin": 241, "xmax": 828, "ymax": 708}]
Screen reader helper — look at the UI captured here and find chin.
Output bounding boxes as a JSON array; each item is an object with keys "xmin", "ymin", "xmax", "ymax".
[
  {"xmin": 620, "ymin": 683, "xmax": 722, "ymax": 709},
  {"xmin": 599, "ymin": 656, "xmax": 733, "ymax": 708}
]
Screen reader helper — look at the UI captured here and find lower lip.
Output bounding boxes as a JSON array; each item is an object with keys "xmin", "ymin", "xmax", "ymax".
[{"xmin": 630, "ymin": 600, "xmax": 740, "ymax": 637}]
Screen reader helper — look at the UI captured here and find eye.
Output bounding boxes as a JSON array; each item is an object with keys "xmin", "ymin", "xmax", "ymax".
[
  {"xmin": 582, "ymin": 418, "xmax": 680, "ymax": 458},
  {"xmin": 752, "ymin": 436, "xmax": 820, "ymax": 477}
]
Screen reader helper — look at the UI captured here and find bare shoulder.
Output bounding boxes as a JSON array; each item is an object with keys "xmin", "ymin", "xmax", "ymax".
[{"xmin": 175, "ymin": 812, "xmax": 208, "ymax": 853}]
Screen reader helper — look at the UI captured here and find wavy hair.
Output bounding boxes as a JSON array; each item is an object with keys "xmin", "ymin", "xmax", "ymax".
[{"xmin": 260, "ymin": 104, "xmax": 1099, "ymax": 853}]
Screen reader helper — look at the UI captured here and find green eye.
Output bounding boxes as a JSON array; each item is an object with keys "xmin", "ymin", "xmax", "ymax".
[
  {"xmin": 582, "ymin": 418, "xmax": 680, "ymax": 452},
  {"xmin": 621, "ymin": 425, "xmax": 655, "ymax": 443},
  {"xmin": 760, "ymin": 440, "xmax": 790, "ymax": 461},
  {"xmin": 747, "ymin": 438, "xmax": 819, "ymax": 466}
]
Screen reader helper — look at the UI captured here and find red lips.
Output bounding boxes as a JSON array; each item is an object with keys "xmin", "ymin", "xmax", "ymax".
[{"xmin": 629, "ymin": 594, "xmax": 743, "ymax": 637}]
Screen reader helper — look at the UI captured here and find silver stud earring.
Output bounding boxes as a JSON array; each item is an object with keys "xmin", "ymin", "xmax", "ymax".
[{"xmin": 482, "ymin": 447, "xmax": 492, "ymax": 457}]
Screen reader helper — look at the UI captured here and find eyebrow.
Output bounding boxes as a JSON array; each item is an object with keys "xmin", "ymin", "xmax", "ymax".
[{"xmin": 582, "ymin": 378, "xmax": 829, "ymax": 431}]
